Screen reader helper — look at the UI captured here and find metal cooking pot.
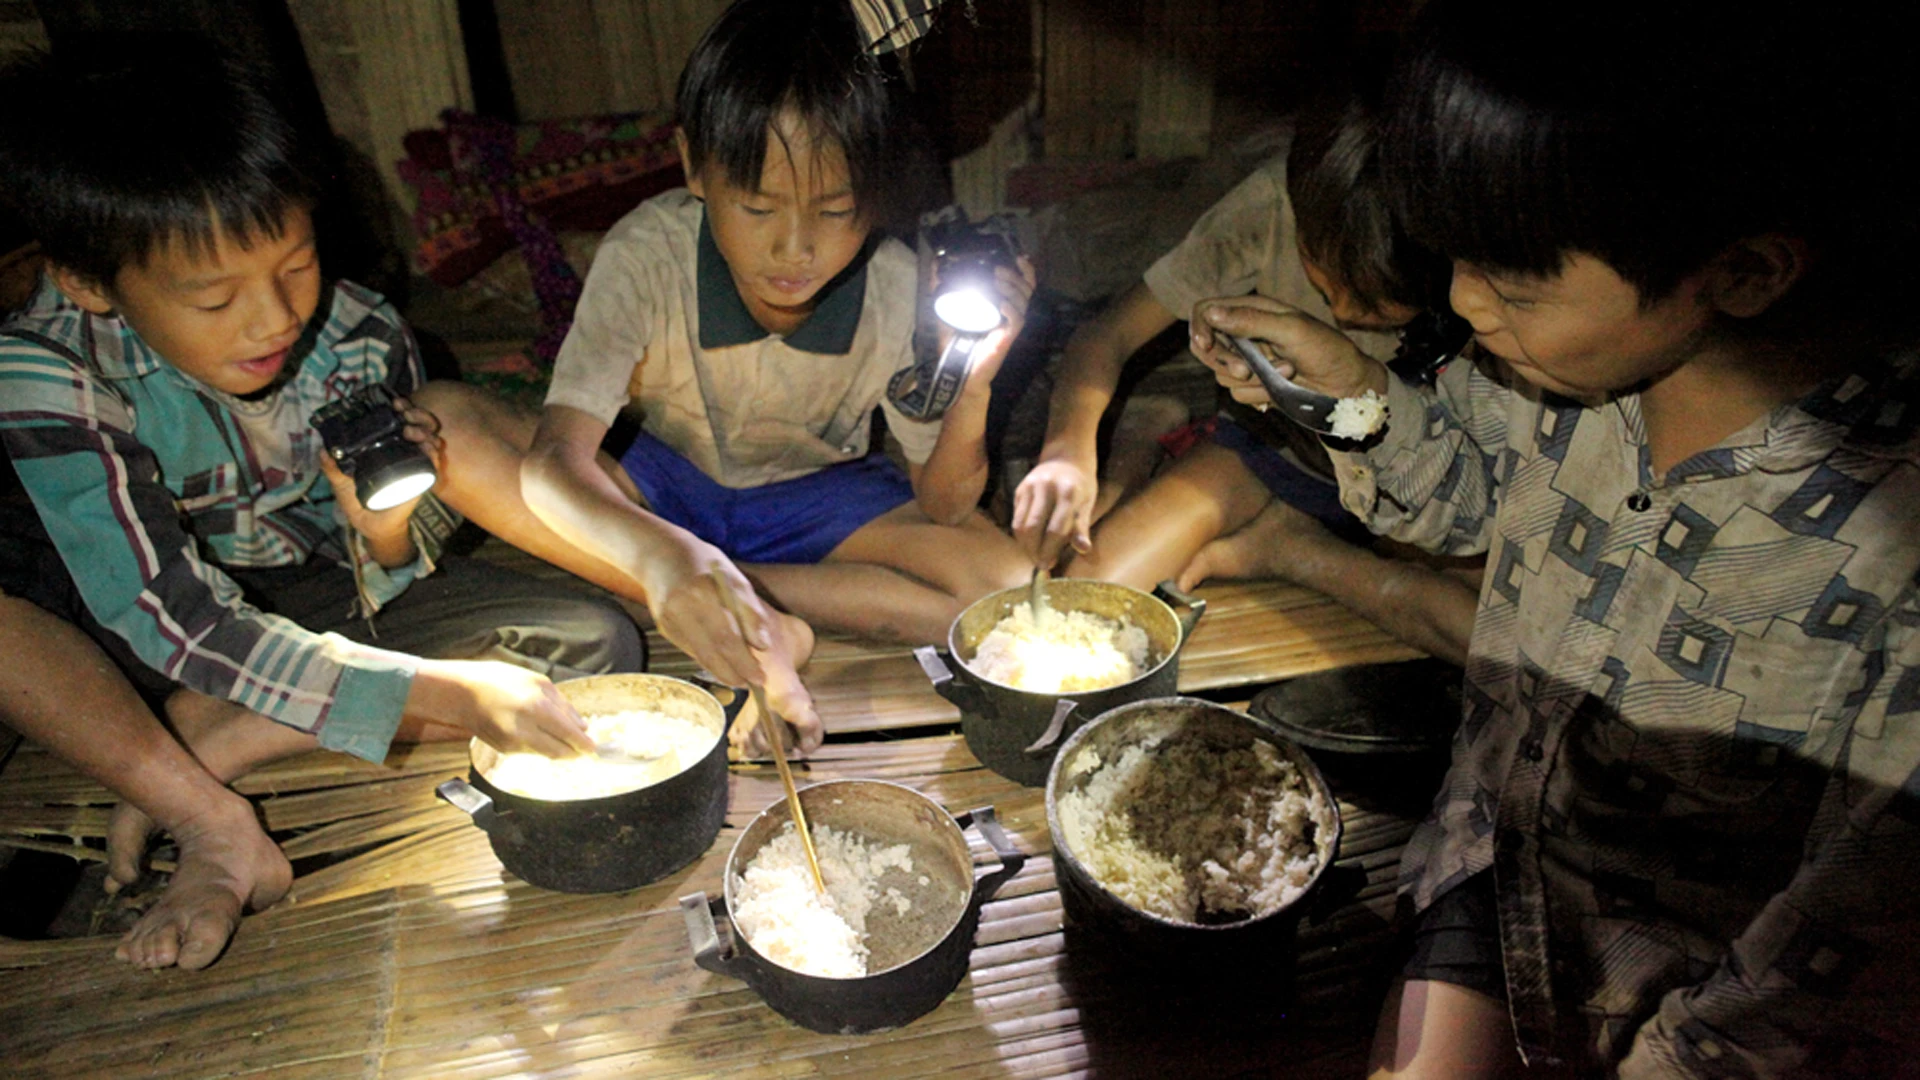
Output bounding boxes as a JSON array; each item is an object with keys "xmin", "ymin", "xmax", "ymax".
[
  {"xmin": 1045, "ymin": 696, "xmax": 1348, "ymax": 973},
  {"xmin": 680, "ymin": 779, "xmax": 1025, "ymax": 1034},
  {"xmin": 436, "ymin": 672, "xmax": 743, "ymax": 894},
  {"xmin": 916, "ymin": 578, "xmax": 1205, "ymax": 787}
]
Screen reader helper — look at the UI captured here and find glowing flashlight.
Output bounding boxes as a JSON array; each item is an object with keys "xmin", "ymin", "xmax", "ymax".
[{"xmin": 309, "ymin": 384, "xmax": 438, "ymax": 512}]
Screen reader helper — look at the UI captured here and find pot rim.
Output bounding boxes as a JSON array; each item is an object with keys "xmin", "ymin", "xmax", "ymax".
[
  {"xmin": 721, "ymin": 778, "xmax": 976, "ymax": 982},
  {"xmin": 1043, "ymin": 695, "xmax": 1344, "ymax": 931},
  {"xmin": 469, "ymin": 672, "xmax": 728, "ymax": 803},
  {"xmin": 947, "ymin": 578, "xmax": 1183, "ymax": 696}
]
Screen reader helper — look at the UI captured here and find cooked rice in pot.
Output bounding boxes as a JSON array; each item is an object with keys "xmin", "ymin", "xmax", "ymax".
[
  {"xmin": 732, "ymin": 822, "xmax": 917, "ymax": 978},
  {"xmin": 970, "ymin": 603, "xmax": 1152, "ymax": 693},
  {"xmin": 481, "ymin": 708, "xmax": 716, "ymax": 800},
  {"xmin": 1057, "ymin": 727, "xmax": 1329, "ymax": 924}
]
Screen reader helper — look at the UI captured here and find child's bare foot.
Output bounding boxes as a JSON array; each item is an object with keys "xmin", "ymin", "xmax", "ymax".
[
  {"xmin": 104, "ymin": 800, "xmax": 158, "ymax": 896},
  {"xmin": 114, "ymin": 797, "xmax": 290, "ymax": 970},
  {"xmin": 1177, "ymin": 497, "xmax": 1347, "ymax": 591},
  {"xmin": 731, "ymin": 611, "xmax": 823, "ymax": 757}
]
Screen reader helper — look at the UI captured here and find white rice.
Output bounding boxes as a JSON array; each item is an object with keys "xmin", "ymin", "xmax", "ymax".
[
  {"xmin": 732, "ymin": 822, "xmax": 916, "ymax": 978},
  {"xmin": 970, "ymin": 603, "xmax": 1151, "ymax": 693},
  {"xmin": 1057, "ymin": 728, "xmax": 1329, "ymax": 924},
  {"xmin": 481, "ymin": 708, "xmax": 715, "ymax": 800},
  {"xmin": 1327, "ymin": 389, "xmax": 1388, "ymax": 440}
]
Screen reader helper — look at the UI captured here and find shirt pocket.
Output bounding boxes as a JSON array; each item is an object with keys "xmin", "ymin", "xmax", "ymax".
[{"xmin": 174, "ymin": 462, "xmax": 242, "ymax": 534}]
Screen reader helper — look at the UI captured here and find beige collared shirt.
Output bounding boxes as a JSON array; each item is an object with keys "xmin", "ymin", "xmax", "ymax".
[
  {"xmin": 1142, "ymin": 148, "xmax": 1402, "ymax": 364},
  {"xmin": 546, "ymin": 189, "xmax": 941, "ymax": 489}
]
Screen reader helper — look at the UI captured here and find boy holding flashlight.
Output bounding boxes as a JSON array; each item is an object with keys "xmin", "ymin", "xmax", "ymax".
[
  {"xmin": 0, "ymin": 44, "xmax": 645, "ymax": 970},
  {"xmin": 440, "ymin": 0, "xmax": 1031, "ymax": 748}
]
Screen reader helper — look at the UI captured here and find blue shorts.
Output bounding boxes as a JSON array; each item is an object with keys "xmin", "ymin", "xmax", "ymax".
[
  {"xmin": 617, "ymin": 431, "xmax": 915, "ymax": 565},
  {"xmin": 1211, "ymin": 416, "xmax": 1371, "ymax": 544}
]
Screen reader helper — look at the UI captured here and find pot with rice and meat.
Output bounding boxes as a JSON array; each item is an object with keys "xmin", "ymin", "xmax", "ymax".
[
  {"xmin": 680, "ymin": 779, "xmax": 1026, "ymax": 1034},
  {"xmin": 436, "ymin": 672, "xmax": 743, "ymax": 894},
  {"xmin": 915, "ymin": 578, "xmax": 1206, "ymax": 786},
  {"xmin": 1045, "ymin": 696, "xmax": 1345, "ymax": 972}
]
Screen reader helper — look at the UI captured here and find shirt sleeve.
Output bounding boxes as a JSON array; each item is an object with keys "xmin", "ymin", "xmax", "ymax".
[
  {"xmin": 0, "ymin": 344, "xmax": 417, "ymax": 763},
  {"xmin": 1324, "ymin": 354, "xmax": 1515, "ymax": 558},
  {"xmin": 1618, "ymin": 583, "xmax": 1920, "ymax": 1078},
  {"xmin": 1141, "ymin": 164, "xmax": 1288, "ymax": 322},
  {"xmin": 546, "ymin": 228, "xmax": 653, "ymax": 425}
]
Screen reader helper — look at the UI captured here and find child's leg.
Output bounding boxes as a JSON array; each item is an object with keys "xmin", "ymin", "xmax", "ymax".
[
  {"xmin": 411, "ymin": 380, "xmax": 647, "ymax": 600},
  {"xmin": 1062, "ymin": 441, "xmax": 1272, "ymax": 591},
  {"xmin": 1369, "ymin": 978, "xmax": 1528, "ymax": 1079},
  {"xmin": 749, "ymin": 507, "xmax": 1031, "ymax": 644},
  {"xmin": 1178, "ymin": 499, "xmax": 1482, "ymax": 666},
  {"xmin": 0, "ymin": 596, "xmax": 291, "ymax": 971}
]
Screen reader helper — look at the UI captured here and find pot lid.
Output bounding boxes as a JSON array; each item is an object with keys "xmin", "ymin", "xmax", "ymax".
[{"xmin": 1250, "ymin": 658, "xmax": 1462, "ymax": 755}]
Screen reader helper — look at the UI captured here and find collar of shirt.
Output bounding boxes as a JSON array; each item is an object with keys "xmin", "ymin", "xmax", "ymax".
[
  {"xmin": 13, "ymin": 273, "xmax": 164, "ymax": 380},
  {"xmin": 695, "ymin": 211, "xmax": 870, "ymax": 355}
]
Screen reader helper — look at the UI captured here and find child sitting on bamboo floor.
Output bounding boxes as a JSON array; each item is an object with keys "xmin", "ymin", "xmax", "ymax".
[
  {"xmin": 1014, "ymin": 97, "xmax": 1482, "ymax": 665},
  {"xmin": 0, "ymin": 44, "xmax": 647, "ymax": 971},
  {"xmin": 440, "ymin": 0, "xmax": 1034, "ymax": 753},
  {"xmin": 1196, "ymin": 1, "xmax": 1920, "ymax": 1073}
]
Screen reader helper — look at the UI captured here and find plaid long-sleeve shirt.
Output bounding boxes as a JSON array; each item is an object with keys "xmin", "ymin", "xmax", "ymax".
[
  {"xmin": 0, "ymin": 277, "xmax": 453, "ymax": 762},
  {"xmin": 1328, "ymin": 352, "xmax": 1920, "ymax": 1076}
]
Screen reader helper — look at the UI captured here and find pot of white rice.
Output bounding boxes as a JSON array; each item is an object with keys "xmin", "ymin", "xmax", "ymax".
[
  {"xmin": 680, "ymin": 779, "xmax": 1025, "ymax": 1034},
  {"xmin": 916, "ymin": 578, "xmax": 1206, "ymax": 787},
  {"xmin": 436, "ymin": 672, "xmax": 742, "ymax": 894},
  {"xmin": 1045, "ymin": 696, "xmax": 1343, "ymax": 972}
]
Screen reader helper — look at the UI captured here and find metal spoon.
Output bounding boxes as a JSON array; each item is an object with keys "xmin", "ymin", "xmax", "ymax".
[
  {"xmin": 1231, "ymin": 335, "xmax": 1341, "ymax": 435},
  {"xmin": 707, "ymin": 569, "xmax": 827, "ymax": 896}
]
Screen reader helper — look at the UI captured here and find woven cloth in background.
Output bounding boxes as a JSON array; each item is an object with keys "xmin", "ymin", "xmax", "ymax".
[{"xmin": 848, "ymin": 0, "xmax": 952, "ymax": 53}]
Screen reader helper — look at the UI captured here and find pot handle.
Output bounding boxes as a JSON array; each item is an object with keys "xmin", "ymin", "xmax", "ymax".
[
  {"xmin": 954, "ymin": 805, "xmax": 1026, "ymax": 911},
  {"xmin": 1154, "ymin": 580, "xmax": 1208, "ymax": 645},
  {"xmin": 435, "ymin": 778, "xmax": 503, "ymax": 835},
  {"xmin": 915, "ymin": 644, "xmax": 985, "ymax": 714},
  {"xmin": 1022, "ymin": 698, "xmax": 1080, "ymax": 756},
  {"xmin": 686, "ymin": 670, "xmax": 749, "ymax": 734},
  {"xmin": 680, "ymin": 891, "xmax": 753, "ymax": 980}
]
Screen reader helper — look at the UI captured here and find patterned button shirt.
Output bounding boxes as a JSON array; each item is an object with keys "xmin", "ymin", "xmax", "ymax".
[
  {"xmin": 1330, "ymin": 352, "xmax": 1920, "ymax": 1076},
  {"xmin": 0, "ymin": 278, "xmax": 454, "ymax": 763}
]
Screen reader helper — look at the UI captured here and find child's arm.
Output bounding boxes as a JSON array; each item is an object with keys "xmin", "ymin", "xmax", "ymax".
[
  {"xmin": 1011, "ymin": 283, "xmax": 1178, "ymax": 566},
  {"xmin": 521, "ymin": 404, "xmax": 774, "ymax": 691},
  {"xmin": 1191, "ymin": 297, "xmax": 1509, "ymax": 558},
  {"xmin": 0, "ymin": 352, "xmax": 589, "ymax": 763},
  {"xmin": 911, "ymin": 259, "xmax": 1035, "ymax": 525}
]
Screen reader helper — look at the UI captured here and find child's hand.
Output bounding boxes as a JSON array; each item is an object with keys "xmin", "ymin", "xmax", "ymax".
[
  {"xmin": 316, "ymin": 394, "xmax": 446, "ymax": 545},
  {"xmin": 638, "ymin": 533, "xmax": 772, "ymax": 691},
  {"xmin": 1012, "ymin": 454, "xmax": 1096, "ymax": 568},
  {"xmin": 1190, "ymin": 297, "xmax": 1385, "ymax": 404},
  {"xmin": 414, "ymin": 659, "xmax": 596, "ymax": 759},
  {"xmin": 937, "ymin": 256, "xmax": 1037, "ymax": 396}
]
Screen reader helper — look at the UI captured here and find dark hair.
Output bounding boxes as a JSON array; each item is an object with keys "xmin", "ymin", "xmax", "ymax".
[
  {"xmin": 676, "ymin": 0, "xmax": 915, "ymax": 229},
  {"xmin": 1288, "ymin": 97, "xmax": 1449, "ymax": 315},
  {"xmin": 1382, "ymin": 0, "xmax": 1917, "ymax": 312},
  {"xmin": 0, "ymin": 38, "xmax": 319, "ymax": 286}
]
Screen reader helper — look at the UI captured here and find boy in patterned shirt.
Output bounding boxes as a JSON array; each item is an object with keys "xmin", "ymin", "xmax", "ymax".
[
  {"xmin": 0, "ymin": 45, "xmax": 644, "ymax": 971},
  {"xmin": 1195, "ymin": 1, "xmax": 1920, "ymax": 1075}
]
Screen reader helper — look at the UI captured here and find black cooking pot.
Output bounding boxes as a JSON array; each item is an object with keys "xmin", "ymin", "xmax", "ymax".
[
  {"xmin": 917, "ymin": 578, "xmax": 1205, "ymax": 787},
  {"xmin": 436, "ymin": 672, "xmax": 743, "ymax": 894},
  {"xmin": 1045, "ymin": 696, "xmax": 1349, "ymax": 973},
  {"xmin": 680, "ymin": 779, "xmax": 1025, "ymax": 1034}
]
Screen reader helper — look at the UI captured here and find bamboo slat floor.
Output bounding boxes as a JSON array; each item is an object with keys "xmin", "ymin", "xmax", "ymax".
[
  {"xmin": 0, "ymin": 565, "xmax": 1439, "ymax": 1078},
  {"xmin": 0, "ymin": 735, "xmax": 1433, "ymax": 1079}
]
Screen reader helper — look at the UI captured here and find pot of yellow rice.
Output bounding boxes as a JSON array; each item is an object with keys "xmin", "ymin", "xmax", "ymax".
[
  {"xmin": 1044, "ymin": 696, "xmax": 1343, "ymax": 972},
  {"xmin": 680, "ymin": 779, "xmax": 1025, "ymax": 1034},
  {"xmin": 436, "ymin": 672, "xmax": 742, "ymax": 893},
  {"xmin": 915, "ymin": 578, "xmax": 1206, "ymax": 787}
]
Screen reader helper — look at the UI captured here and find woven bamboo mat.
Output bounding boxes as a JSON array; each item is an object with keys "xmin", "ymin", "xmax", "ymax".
[{"xmin": 0, "ymin": 735, "xmax": 1421, "ymax": 1079}]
